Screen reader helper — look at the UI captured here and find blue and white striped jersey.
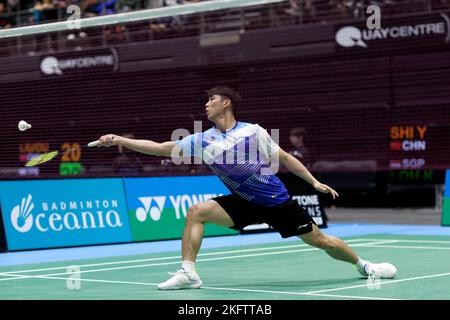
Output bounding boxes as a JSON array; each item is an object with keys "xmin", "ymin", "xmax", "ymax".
[{"xmin": 176, "ymin": 121, "xmax": 289, "ymax": 206}]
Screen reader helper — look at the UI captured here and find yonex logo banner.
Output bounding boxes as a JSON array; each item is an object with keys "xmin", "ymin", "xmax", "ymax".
[
  {"xmin": 0, "ymin": 179, "xmax": 132, "ymax": 251},
  {"xmin": 123, "ymin": 176, "xmax": 238, "ymax": 241}
]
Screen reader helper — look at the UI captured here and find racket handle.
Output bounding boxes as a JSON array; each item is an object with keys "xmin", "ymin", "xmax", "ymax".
[{"xmin": 88, "ymin": 140, "xmax": 100, "ymax": 147}]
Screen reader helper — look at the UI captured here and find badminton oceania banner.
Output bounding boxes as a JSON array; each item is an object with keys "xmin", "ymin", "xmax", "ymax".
[
  {"xmin": 442, "ymin": 170, "xmax": 450, "ymax": 226},
  {"xmin": 0, "ymin": 178, "xmax": 132, "ymax": 251},
  {"xmin": 123, "ymin": 176, "xmax": 238, "ymax": 242}
]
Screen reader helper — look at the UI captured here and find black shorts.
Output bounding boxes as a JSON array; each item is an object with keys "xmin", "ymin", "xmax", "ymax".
[{"xmin": 212, "ymin": 194, "xmax": 316, "ymax": 238}]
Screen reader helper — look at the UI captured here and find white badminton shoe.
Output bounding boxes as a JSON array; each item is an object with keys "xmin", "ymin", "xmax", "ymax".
[
  {"xmin": 358, "ymin": 261, "xmax": 397, "ymax": 279},
  {"xmin": 157, "ymin": 269, "xmax": 203, "ymax": 290}
]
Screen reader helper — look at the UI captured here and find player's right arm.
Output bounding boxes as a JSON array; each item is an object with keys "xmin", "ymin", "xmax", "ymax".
[{"xmin": 97, "ymin": 134, "xmax": 181, "ymax": 157}]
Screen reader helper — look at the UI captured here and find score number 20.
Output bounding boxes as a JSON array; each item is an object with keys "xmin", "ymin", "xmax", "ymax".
[{"xmin": 60, "ymin": 143, "xmax": 82, "ymax": 176}]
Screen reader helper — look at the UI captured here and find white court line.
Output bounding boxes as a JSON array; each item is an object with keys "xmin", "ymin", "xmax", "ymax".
[
  {"xmin": 2, "ymin": 237, "xmax": 448, "ymax": 300},
  {"xmin": 3, "ymin": 238, "xmax": 448, "ymax": 275},
  {"xmin": 0, "ymin": 248, "xmax": 324, "ymax": 281},
  {"xmin": 2, "ymin": 273, "xmax": 401, "ymax": 300},
  {"xmin": 0, "ymin": 240, "xmax": 395, "ymax": 282},
  {"xmin": 199, "ymin": 285, "xmax": 401, "ymax": 300},
  {"xmin": 0, "ymin": 273, "xmax": 27, "ymax": 279},
  {"xmin": 0, "ymin": 238, "xmax": 373, "ymax": 275},
  {"xmin": 306, "ymin": 272, "xmax": 450, "ymax": 294},
  {"xmin": 392, "ymin": 240, "xmax": 450, "ymax": 244},
  {"xmin": 357, "ymin": 239, "xmax": 450, "ymax": 244},
  {"xmin": 360, "ymin": 245, "xmax": 450, "ymax": 250},
  {"xmin": 306, "ymin": 293, "xmax": 402, "ymax": 300}
]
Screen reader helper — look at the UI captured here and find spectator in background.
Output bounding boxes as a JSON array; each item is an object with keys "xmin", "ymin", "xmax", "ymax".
[
  {"xmin": 163, "ymin": 0, "xmax": 184, "ymax": 5},
  {"xmin": 54, "ymin": 0, "xmax": 68, "ymax": 9},
  {"xmin": 325, "ymin": 0, "xmax": 354, "ymax": 19},
  {"xmin": 285, "ymin": 0, "xmax": 315, "ymax": 17},
  {"xmin": 147, "ymin": 0, "xmax": 161, "ymax": 8},
  {"xmin": 111, "ymin": 0, "xmax": 143, "ymax": 42},
  {"xmin": 113, "ymin": 133, "xmax": 143, "ymax": 176},
  {"xmin": 33, "ymin": 0, "xmax": 58, "ymax": 24},
  {"xmin": 0, "ymin": 2, "xmax": 12, "ymax": 28},
  {"xmin": 331, "ymin": 0, "xmax": 361, "ymax": 18},
  {"xmin": 288, "ymin": 127, "xmax": 311, "ymax": 168},
  {"xmin": 6, "ymin": 0, "xmax": 19, "ymax": 12},
  {"xmin": 86, "ymin": 0, "xmax": 119, "ymax": 42},
  {"xmin": 31, "ymin": 0, "xmax": 58, "ymax": 52},
  {"xmin": 83, "ymin": 0, "xmax": 100, "ymax": 17},
  {"xmin": 160, "ymin": 0, "xmax": 187, "ymax": 31},
  {"xmin": 98, "ymin": 0, "xmax": 117, "ymax": 14},
  {"xmin": 33, "ymin": 0, "xmax": 45, "ymax": 23},
  {"xmin": 115, "ymin": 0, "xmax": 141, "ymax": 12}
]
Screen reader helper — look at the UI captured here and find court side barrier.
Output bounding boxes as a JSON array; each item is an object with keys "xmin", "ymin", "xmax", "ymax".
[
  {"xmin": 0, "ymin": 176, "xmax": 237, "ymax": 251},
  {"xmin": 0, "ymin": 174, "xmax": 326, "ymax": 251},
  {"xmin": 122, "ymin": 175, "xmax": 238, "ymax": 243}
]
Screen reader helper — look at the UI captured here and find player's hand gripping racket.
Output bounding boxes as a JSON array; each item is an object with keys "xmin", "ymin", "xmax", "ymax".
[{"xmin": 25, "ymin": 140, "xmax": 100, "ymax": 167}]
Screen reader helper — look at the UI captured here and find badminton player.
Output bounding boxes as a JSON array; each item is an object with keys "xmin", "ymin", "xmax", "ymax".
[{"xmin": 97, "ymin": 86, "xmax": 397, "ymax": 290}]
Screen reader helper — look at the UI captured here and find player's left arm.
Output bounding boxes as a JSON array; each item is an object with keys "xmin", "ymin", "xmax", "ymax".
[{"xmin": 277, "ymin": 148, "xmax": 339, "ymax": 199}]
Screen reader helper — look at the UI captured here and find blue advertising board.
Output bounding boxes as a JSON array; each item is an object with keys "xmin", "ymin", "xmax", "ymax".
[{"xmin": 0, "ymin": 178, "xmax": 132, "ymax": 251}]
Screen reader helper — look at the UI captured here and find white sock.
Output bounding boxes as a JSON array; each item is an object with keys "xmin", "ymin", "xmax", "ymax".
[
  {"xmin": 355, "ymin": 257, "xmax": 368, "ymax": 274},
  {"xmin": 181, "ymin": 261, "xmax": 196, "ymax": 274}
]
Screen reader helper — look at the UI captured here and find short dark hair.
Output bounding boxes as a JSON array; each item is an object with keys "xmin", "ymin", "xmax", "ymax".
[{"xmin": 206, "ymin": 86, "xmax": 242, "ymax": 111}]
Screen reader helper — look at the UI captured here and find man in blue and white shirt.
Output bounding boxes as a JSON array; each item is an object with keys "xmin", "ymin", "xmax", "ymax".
[
  {"xmin": 177, "ymin": 119, "xmax": 289, "ymax": 206},
  {"xmin": 98, "ymin": 86, "xmax": 397, "ymax": 290}
]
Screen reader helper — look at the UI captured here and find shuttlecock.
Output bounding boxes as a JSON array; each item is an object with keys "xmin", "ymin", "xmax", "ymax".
[{"xmin": 18, "ymin": 120, "xmax": 32, "ymax": 131}]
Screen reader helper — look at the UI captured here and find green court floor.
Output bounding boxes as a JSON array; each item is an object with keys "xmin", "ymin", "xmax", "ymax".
[{"xmin": 0, "ymin": 234, "xmax": 449, "ymax": 300}]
